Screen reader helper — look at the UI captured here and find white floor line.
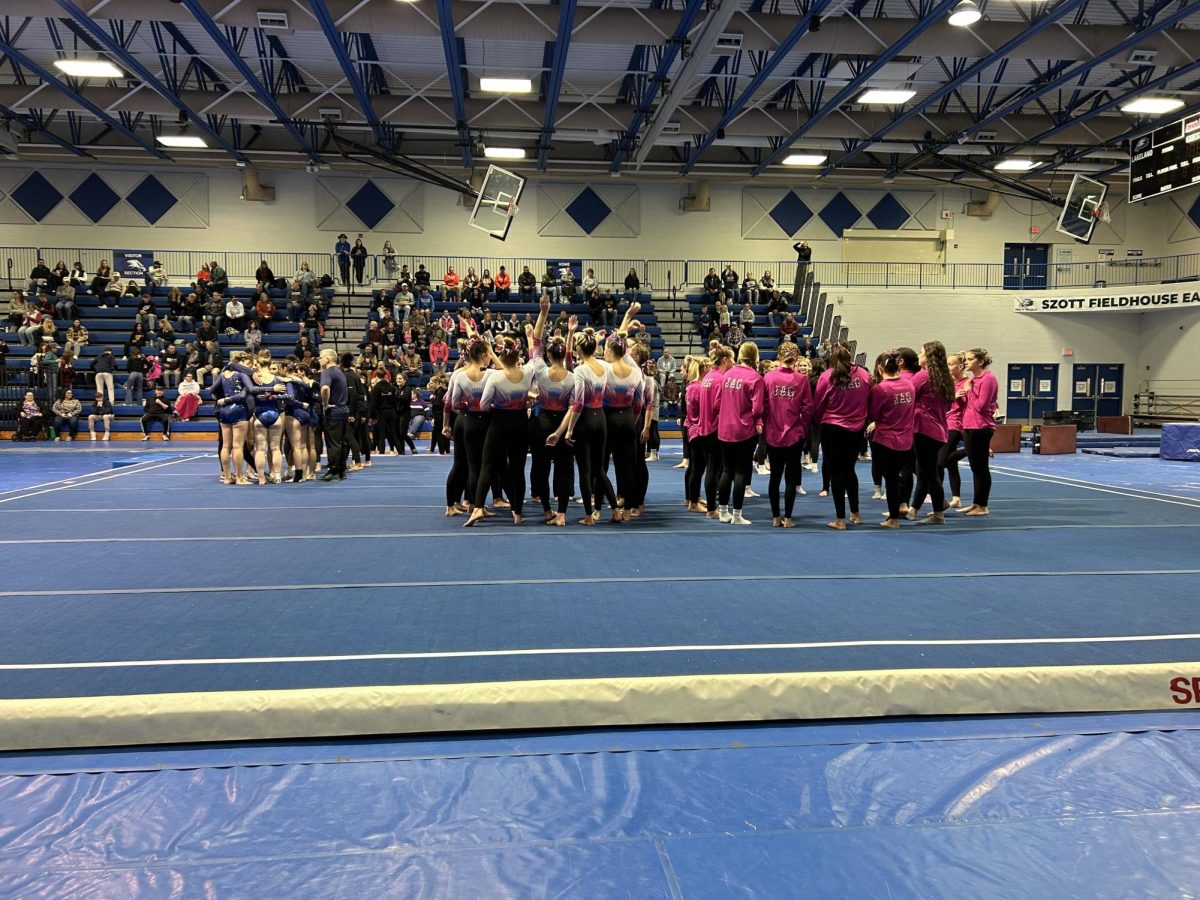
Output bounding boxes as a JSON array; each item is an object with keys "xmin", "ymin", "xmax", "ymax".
[
  {"xmin": 6, "ymin": 630, "xmax": 1200, "ymax": 671},
  {"xmin": 0, "ymin": 456, "xmax": 204, "ymax": 506},
  {"xmin": 1, "ymin": 568, "xmax": 1197, "ymax": 598},
  {"xmin": 991, "ymin": 466, "xmax": 1200, "ymax": 508},
  {"xmin": 0, "ymin": 458, "xmax": 173, "ymax": 498},
  {"xmin": 3, "ymin": 522, "xmax": 1200, "ymax": 546}
]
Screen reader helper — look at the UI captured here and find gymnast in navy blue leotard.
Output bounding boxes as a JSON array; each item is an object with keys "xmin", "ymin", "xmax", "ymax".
[
  {"xmin": 249, "ymin": 355, "xmax": 289, "ymax": 484},
  {"xmin": 215, "ymin": 365, "xmax": 253, "ymax": 483}
]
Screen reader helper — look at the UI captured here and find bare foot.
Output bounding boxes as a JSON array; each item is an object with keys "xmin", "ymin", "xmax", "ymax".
[
  {"xmin": 577, "ymin": 516, "xmax": 595, "ymax": 527},
  {"xmin": 880, "ymin": 519, "xmax": 900, "ymax": 529},
  {"xmin": 512, "ymin": 513, "xmax": 523, "ymax": 525},
  {"xmin": 964, "ymin": 507, "xmax": 989, "ymax": 517},
  {"xmin": 482, "ymin": 508, "xmax": 497, "ymax": 518},
  {"xmin": 827, "ymin": 520, "xmax": 846, "ymax": 531},
  {"xmin": 706, "ymin": 510, "xmax": 720, "ymax": 519},
  {"xmin": 552, "ymin": 513, "xmax": 566, "ymax": 527},
  {"xmin": 463, "ymin": 509, "xmax": 486, "ymax": 527},
  {"xmin": 959, "ymin": 504, "xmax": 978, "ymax": 515},
  {"xmin": 611, "ymin": 509, "xmax": 625, "ymax": 523},
  {"xmin": 849, "ymin": 513, "xmax": 862, "ymax": 526},
  {"xmin": 782, "ymin": 518, "xmax": 795, "ymax": 529},
  {"xmin": 493, "ymin": 499, "xmax": 511, "ymax": 509},
  {"xmin": 772, "ymin": 517, "xmax": 783, "ymax": 528},
  {"xmin": 445, "ymin": 506, "xmax": 463, "ymax": 517}
]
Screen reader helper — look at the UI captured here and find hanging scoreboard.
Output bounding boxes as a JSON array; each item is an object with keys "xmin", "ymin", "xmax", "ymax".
[{"xmin": 1129, "ymin": 112, "xmax": 1200, "ymax": 203}]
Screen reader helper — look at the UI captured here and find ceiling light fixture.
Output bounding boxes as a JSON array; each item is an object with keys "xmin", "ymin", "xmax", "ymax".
[
  {"xmin": 994, "ymin": 159, "xmax": 1037, "ymax": 171},
  {"xmin": 53, "ymin": 59, "xmax": 124, "ymax": 79},
  {"xmin": 1120, "ymin": 97, "xmax": 1185, "ymax": 115},
  {"xmin": 483, "ymin": 146, "xmax": 526, "ymax": 160},
  {"xmin": 156, "ymin": 134, "xmax": 208, "ymax": 148},
  {"xmin": 856, "ymin": 89, "xmax": 916, "ymax": 105},
  {"xmin": 783, "ymin": 153, "xmax": 828, "ymax": 166},
  {"xmin": 480, "ymin": 77, "xmax": 533, "ymax": 93},
  {"xmin": 948, "ymin": 0, "xmax": 982, "ymax": 26}
]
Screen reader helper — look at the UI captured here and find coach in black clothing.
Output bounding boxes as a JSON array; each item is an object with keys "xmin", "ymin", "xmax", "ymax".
[{"xmin": 319, "ymin": 348, "xmax": 350, "ymax": 480}]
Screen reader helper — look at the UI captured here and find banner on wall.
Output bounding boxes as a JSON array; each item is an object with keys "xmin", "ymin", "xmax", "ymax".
[
  {"xmin": 547, "ymin": 259, "xmax": 582, "ymax": 282},
  {"xmin": 114, "ymin": 249, "xmax": 154, "ymax": 279},
  {"xmin": 1014, "ymin": 281, "xmax": 1200, "ymax": 314}
]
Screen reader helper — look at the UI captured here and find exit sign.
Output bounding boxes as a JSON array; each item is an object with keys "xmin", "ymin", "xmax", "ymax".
[{"xmin": 1030, "ymin": 226, "xmax": 1040, "ymax": 235}]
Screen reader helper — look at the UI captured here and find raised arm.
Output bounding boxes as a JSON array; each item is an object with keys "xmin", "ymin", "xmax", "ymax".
[{"xmin": 533, "ymin": 294, "xmax": 550, "ymax": 341}]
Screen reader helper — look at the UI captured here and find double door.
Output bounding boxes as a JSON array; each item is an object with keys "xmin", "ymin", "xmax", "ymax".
[
  {"xmin": 1003, "ymin": 243, "xmax": 1049, "ymax": 290},
  {"xmin": 1006, "ymin": 363, "xmax": 1059, "ymax": 423},
  {"xmin": 1071, "ymin": 364, "xmax": 1124, "ymax": 417}
]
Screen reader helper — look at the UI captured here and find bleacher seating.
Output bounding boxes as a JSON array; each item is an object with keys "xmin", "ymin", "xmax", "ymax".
[{"xmin": 685, "ymin": 295, "xmax": 812, "ymax": 361}]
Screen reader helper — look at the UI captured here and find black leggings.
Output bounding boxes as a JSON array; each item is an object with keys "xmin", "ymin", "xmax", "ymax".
[
  {"xmin": 375, "ymin": 410, "xmax": 399, "ymax": 453},
  {"xmin": 457, "ymin": 412, "xmax": 490, "ymax": 506},
  {"xmin": 647, "ymin": 420, "xmax": 660, "ymax": 452},
  {"xmin": 686, "ymin": 432, "xmax": 712, "ymax": 505},
  {"xmin": 531, "ymin": 410, "xmax": 573, "ymax": 514},
  {"xmin": 718, "ymin": 436, "xmax": 757, "ymax": 510},
  {"xmin": 939, "ymin": 429, "xmax": 965, "ymax": 498},
  {"xmin": 431, "ymin": 413, "xmax": 450, "ymax": 454},
  {"xmin": 766, "ymin": 440, "xmax": 804, "ymax": 519},
  {"xmin": 964, "ymin": 428, "xmax": 994, "ymax": 507},
  {"xmin": 573, "ymin": 408, "xmax": 611, "ymax": 517},
  {"xmin": 475, "ymin": 410, "xmax": 529, "ymax": 514},
  {"xmin": 603, "ymin": 407, "xmax": 638, "ymax": 508},
  {"xmin": 911, "ymin": 432, "xmax": 946, "ymax": 514},
  {"xmin": 820, "ymin": 424, "xmax": 863, "ymax": 520},
  {"xmin": 445, "ymin": 415, "xmax": 467, "ymax": 505},
  {"xmin": 871, "ymin": 441, "xmax": 908, "ymax": 520},
  {"xmin": 396, "ymin": 415, "xmax": 418, "ymax": 453},
  {"xmin": 899, "ymin": 448, "xmax": 915, "ymax": 509}
]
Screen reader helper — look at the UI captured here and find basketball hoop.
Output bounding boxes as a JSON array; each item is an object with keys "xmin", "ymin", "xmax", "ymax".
[{"xmin": 1097, "ymin": 201, "xmax": 1111, "ymax": 224}]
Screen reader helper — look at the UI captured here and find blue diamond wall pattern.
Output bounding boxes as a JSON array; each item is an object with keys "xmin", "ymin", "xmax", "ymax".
[
  {"xmin": 11, "ymin": 172, "xmax": 64, "ymax": 222},
  {"xmin": 565, "ymin": 187, "xmax": 611, "ymax": 235},
  {"xmin": 769, "ymin": 192, "xmax": 813, "ymax": 236},
  {"xmin": 69, "ymin": 174, "xmax": 121, "ymax": 223},
  {"xmin": 346, "ymin": 181, "xmax": 395, "ymax": 230},
  {"xmin": 819, "ymin": 191, "xmax": 860, "ymax": 237},
  {"xmin": 866, "ymin": 194, "xmax": 910, "ymax": 230},
  {"xmin": 1188, "ymin": 196, "xmax": 1200, "ymax": 231},
  {"xmin": 128, "ymin": 175, "xmax": 178, "ymax": 224}
]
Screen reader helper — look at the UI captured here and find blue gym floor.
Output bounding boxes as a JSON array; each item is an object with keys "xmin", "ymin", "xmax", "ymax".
[{"xmin": 1, "ymin": 442, "xmax": 1198, "ymax": 895}]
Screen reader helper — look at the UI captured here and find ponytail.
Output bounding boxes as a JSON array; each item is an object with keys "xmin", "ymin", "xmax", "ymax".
[{"xmin": 829, "ymin": 343, "xmax": 854, "ymax": 388}]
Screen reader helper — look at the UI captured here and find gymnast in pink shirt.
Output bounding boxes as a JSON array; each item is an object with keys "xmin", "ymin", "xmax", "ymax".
[
  {"xmin": 683, "ymin": 355, "xmax": 714, "ymax": 513},
  {"xmin": 961, "ymin": 347, "xmax": 999, "ymax": 517},
  {"xmin": 908, "ymin": 341, "xmax": 957, "ymax": 524},
  {"xmin": 762, "ymin": 342, "xmax": 813, "ymax": 527},
  {"xmin": 812, "ymin": 343, "xmax": 871, "ymax": 530},
  {"xmin": 696, "ymin": 344, "xmax": 734, "ymax": 518},
  {"xmin": 715, "ymin": 342, "xmax": 765, "ymax": 525},
  {"xmin": 868, "ymin": 352, "xmax": 916, "ymax": 527}
]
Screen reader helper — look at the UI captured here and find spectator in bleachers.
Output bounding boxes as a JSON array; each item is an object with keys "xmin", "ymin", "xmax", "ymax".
[
  {"xmin": 69, "ymin": 261, "xmax": 87, "ymax": 289},
  {"xmin": 89, "ymin": 260, "xmax": 113, "ymax": 297},
  {"xmin": 658, "ymin": 347, "xmax": 677, "ymax": 385},
  {"xmin": 586, "ymin": 289, "xmax": 603, "ymax": 325},
  {"xmin": 703, "ymin": 267, "xmax": 721, "ymax": 300},
  {"xmin": 721, "ymin": 265, "xmax": 740, "ymax": 303},
  {"xmin": 87, "ymin": 395, "xmax": 113, "ymax": 441},
  {"xmin": 541, "ymin": 266, "xmax": 559, "ymax": 302},
  {"xmin": 739, "ymin": 302, "xmax": 755, "ymax": 337},
  {"xmin": 125, "ymin": 323, "xmax": 149, "ymax": 359},
  {"xmin": 287, "ymin": 282, "xmax": 308, "ymax": 323},
  {"xmin": 7, "ymin": 292, "xmax": 25, "ymax": 331},
  {"xmin": 13, "ymin": 391, "xmax": 44, "ymax": 441},
  {"xmin": 28, "ymin": 258, "xmax": 52, "ymax": 292},
  {"xmin": 464, "ymin": 267, "xmax": 480, "ymax": 294},
  {"xmin": 172, "ymin": 291, "xmax": 194, "ymax": 333},
  {"xmin": 364, "ymin": 320, "xmax": 384, "ymax": 348},
  {"xmin": 778, "ymin": 312, "xmax": 800, "ymax": 347},
  {"xmin": 602, "ymin": 293, "xmax": 619, "ymax": 329},
  {"xmin": 801, "ymin": 336, "xmax": 817, "ymax": 360},
  {"xmin": 761, "ymin": 271, "xmax": 775, "ymax": 295},
  {"xmin": 135, "ymin": 294, "xmax": 158, "ymax": 333},
  {"xmin": 381, "ymin": 320, "xmax": 400, "ymax": 348},
  {"xmin": 481, "ymin": 269, "xmax": 494, "ymax": 297},
  {"xmin": 414, "ymin": 264, "xmax": 431, "ymax": 292},
  {"xmin": 149, "ymin": 260, "xmax": 168, "ymax": 288},
  {"xmin": 382, "ymin": 241, "xmax": 397, "ymax": 279},
  {"xmin": 92, "ymin": 348, "xmax": 116, "ymax": 405},
  {"xmin": 517, "ymin": 266, "xmax": 536, "ymax": 299},
  {"xmin": 716, "ymin": 299, "xmax": 730, "ymax": 339},
  {"xmin": 414, "ymin": 325, "xmax": 430, "ymax": 358},
  {"xmin": 293, "ymin": 262, "xmax": 315, "ymax": 301},
  {"xmin": 742, "ymin": 273, "xmax": 759, "ymax": 305},
  {"xmin": 50, "ymin": 260, "xmax": 68, "ymax": 286},
  {"xmin": 465, "ymin": 285, "xmax": 485, "ymax": 309},
  {"xmin": 158, "ymin": 318, "xmax": 177, "ymax": 350},
  {"xmin": 38, "ymin": 314, "xmax": 58, "ymax": 350},
  {"xmin": 295, "ymin": 334, "xmax": 316, "ymax": 360},
  {"xmin": 196, "ymin": 316, "xmax": 218, "ymax": 347},
  {"xmin": 395, "ymin": 282, "xmax": 415, "ymax": 316},
  {"xmin": 727, "ymin": 320, "xmax": 745, "ymax": 349},
  {"xmin": 429, "ymin": 331, "xmax": 449, "ymax": 376},
  {"xmin": 209, "ymin": 260, "xmax": 229, "ymax": 295},
  {"xmin": 417, "ymin": 285, "xmax": 434, "ymax": 310},
  {"xmin": 255, "ymin": 260, "xmax": 274, "ymax": 285},
  {"xmin": 818, "ymin": 340, "xmax": 831, "ymax": 360},
  {"xmin": 141, "ymin": 386, "xmax": 172, "ymax": 441},
  {"xmin": 255, "ymin": 292, "xmax": 276, "ymax": 332},
  {"xmin": 581, "ymin": 267, "xmax": 598, "ymax": 297},
  {"xmin": 183, "ymin": 341, "xmax": 201, "ymax": 375},
  {"xmin": 99, "ymin": 275, "xmax": 126, "ymax": 308},
  {"xmin": 194, "ymin": 263, "xmax": 212, "ymax": 296},
  {"xmin": 243, "ymin": 320, "xmax": 263, "ymax": 352},
  {"xmin": 32, "ymin": 343, "xmax": 59, "ymax": 399},
  {"xmin": 443, "ymin": 266, "xmax": 461, "ymax": 302},
  {"xmin": 301, "ymin": 305, "xmax": 322, "ymax": 346},
  {"xmin": 59, "ymin": 350, "xmax": 76, "ymax": 393},
  {"xmin": 495, "ymin": 266, "xmax": 512, "ymax": 301},
  {"xmin": 624, "ymin": 267, "xmax": 640, "ymax": 303},
  {"xmin": 144, "ymin": 353, "xmax": 162, "ymax": 392},
  {"xmin": 351, "ymin": 239, "xmax": 368, "ymax": 287},
  {"xmin": 160, "ymin": 344, "xmax": 184, "ymax": 388},
  {"xmin": 560, "ymin": 270, "xmax": 578, "ymax": 304},
  {"xmin": 0, "ymin": 337, "xmax": 9, "ymax": 380},
  {"xmin": 224, "ymin": 296, "xmax": 247, "ymax": 334},
  {"xmin": 794, "ymin": 241, "xmax": 812, "ymax": 284},
  {"xmin": 196, "ymin": 341, "xmax": 223, "ymax": 386},
  {"xmin": 767, "ymin": 291, "xmax": 789, "ymax": 330},
  {"xmin": 175, "ymin": 371, "xmax": 201, "ymax": 421},
  {"xmin": 401, "ymin": 346, "xmax": 422, "ymax": 383},
  {"xmin": 17, "ymin": 303, "xmax": 43, "ymax": 346},
  {"xmin": 437, "ymin": 310, "xmax": 456, "ymax": 337},
  {"xmin": 54, "ymin": 280, "xmax": 77, "ymax": 322},
  {"xmin": 52, "ymin": 390, "xmax": 82, "ymax": 441},
  {"xmin": 124, "ymin": 347, "xmax": 147, "ymax": 405}
]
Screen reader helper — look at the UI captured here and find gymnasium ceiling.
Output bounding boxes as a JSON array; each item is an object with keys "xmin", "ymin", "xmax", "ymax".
[{"xmin": 0, "ymin": 0, "xmax": 1195, "ymax": 189}]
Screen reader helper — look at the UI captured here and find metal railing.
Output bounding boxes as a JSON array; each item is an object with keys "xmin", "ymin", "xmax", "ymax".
[{"xmin": 4, "ymin": 246, "xmax": 1197, "ymax": 293}]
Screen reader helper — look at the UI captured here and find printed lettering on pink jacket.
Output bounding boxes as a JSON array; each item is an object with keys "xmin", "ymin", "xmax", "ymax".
[
  {"xmin": 869, "ymin": 377, "xmax": 916, "ymax": 451},
  {"xmin": 762, "ymin": 366, "xmax": 812, "ymax": 447},
  {"xmin": 717, "ymin": 363, "xmax": 765, "ymax": 443}
]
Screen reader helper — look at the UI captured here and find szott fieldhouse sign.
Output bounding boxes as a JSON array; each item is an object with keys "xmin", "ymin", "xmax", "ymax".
[{"xmin": 1014, "ymin": 281, "xmax": 1200, "ymax": 314}]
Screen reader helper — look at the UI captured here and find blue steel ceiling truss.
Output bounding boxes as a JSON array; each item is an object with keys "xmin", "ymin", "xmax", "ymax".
[
  {"xmin": 538, "ymin": 0, "xmax": 578, "ymax": 171},
  {"xmin": 51, "ymin": 0, "xmax": 245, "ymax": 161},
  {"xmin": 681, "ymin": 0, "xmax": 831, "ymax": 175},
  {"xmin": 433, "ymin": 0, "xmax": 472, "ymax": 169},
  {"xmin": 751, "ymin": 0, "xmax": 961, "ymax": 176},
  {"xmin": 609, "ymin": 0, "xmax": 707, "ymax": 173},
  {"xmin": 177, "ymin": 0, "xmax": 320, "ymax": 163}
]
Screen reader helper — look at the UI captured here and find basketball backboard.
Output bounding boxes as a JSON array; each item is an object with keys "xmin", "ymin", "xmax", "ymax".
[
  {"xmin": 468, "ymin": 165, "xmax": 526, "ymax": 241},
  {"xmin": 1055, "ymin": 173, "xmax": 1107, "ymax": 244}
]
